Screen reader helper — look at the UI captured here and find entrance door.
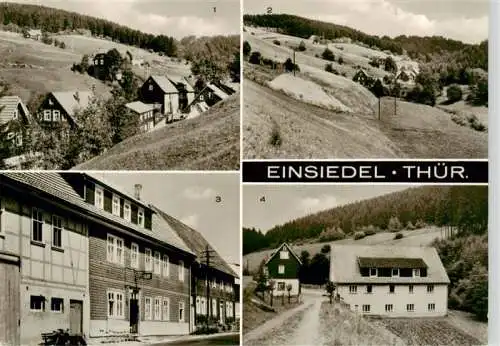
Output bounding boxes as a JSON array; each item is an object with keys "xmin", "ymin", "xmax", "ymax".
[
  {"xmin": 219, "ymin": 301, "xmax": 224, "ymax": 324},
  {"xmin": 69, "ymin": 300, "xmax": 83, "ymax": 335},
  {"xmin": 0, "ymin": 254, "xmax": 20, "ymax": 346},
  {"xmin": 129, "ymin": 291, "xmax": 139, "ymax": 334}
]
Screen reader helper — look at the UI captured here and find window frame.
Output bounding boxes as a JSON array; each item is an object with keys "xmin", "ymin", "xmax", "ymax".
[
  {"xmin": 154, "ymin": 296, "xmax": 162, "ymax": 320},
  {"xmin": 138, "ymin": 208, "xmax": 144, "ymax": 227},
  {"xmin": 94, "ymin": 185, "xmax": 104, "ymax": 209},
  {"xmin": 0, "ymin": 198, "xmax": 5, "ymax": 234},
  {"xmin": 406, "ymin": 303, "xmax": 415, "ymax": 312},
  {"xmin": 362, "ymin": 304, "xmax": 370, "ymax": 313},
  {"xmin": 51, "ymin": 297, "xmax": 64, "ymax": 313},
  {"xmin": 428, "ymin": 303, "xmax": 436, "ymax": 312},
  {"xmin": 30, "ymin": 295, "xmax": 45, "ymax": 311},
  {"xmin": 130, "ymin": 242, "xmax": 139, "ymax": 269},
  {"xmin": 279, "ymin": 250, "xmax": 289, "ymax": 259},
  {"xmin": 162, "ymin": 298, "xmax": 170, "ymax": 321},
  {"xmin": 154, "ymin": 251, "xmax": 161, "ymax": 275},
  {"xmin": 391, "ymin": 268, "xmax": 399, "ymax": 277},
  {"xmin": 385, "ymin": 304, "xmax": 393, "ymax": 312},
  {"xmin": 178, "ymin": 301, "xmax": 185, "ymax": 322},
  {"xmin": 32, "ymin": 207, "xmax": 43, "ymax": 243},
  {"xmin": 112, "ymin": 194, "xmax": 120, "ymax": 216},
  {"xmin": 409, "ymin": 285, "xmax": 414, "ymax": 294},
  {"xmin": 413, "ymin": 268, "xmax": 421, "ymax": 277},
  {"xmin": 389, "ymin": 284, "xmax": 395, "ymax": 294},
  {"xmin": 178, "ymin": 260, "xmax": 184, "ymax": 281},
  {"xmin": 52, "ymin": 215, "xmax": 63, "ymax": 249},
  {"xmin": 427, "ymin": 285, "xmax": 434, "ymax": 293},
  {"xmin": 369, "ymin": 268, "xmax": 377, "ymax": 277},
  {"xmin": 107, "ymin": 290, "xmax": 124, "ymax": 319},
  {"xmin": 124, "ymin": 201, "xmax": 131, "ymax": 221},
  {"xmin": 163, "ymin": 255, "xmax": 170, "ymax": 277},
  {"xmin": 145, "ymin": 248, "xmax": 153, "ymax": 272},
  {"xmin": 52, "ymin": 110, "xmax": 60, "ymax": 122},
  {"xmin": 106, "ymin": 234, "xmax": 124, "ymax": 265},
  {"xmin": 366, "ymin": 284, "xmax": 372, "ymax": 294},
  {"xmin": 43, "ymin": 110, "xmax": 51, "ymax": 121},
  {"xmin": 349, "ymin": 285, "xmax": 357, "ymax": 294},
  {"xmin": 278, "ymin": 264, "xmax": 285, "ymax": 274},
  {"xmin": 144, "ymin": 296, "xmax": 152, "ymax": 320}
]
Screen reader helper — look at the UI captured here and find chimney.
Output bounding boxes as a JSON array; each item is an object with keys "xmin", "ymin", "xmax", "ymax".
[{"xmin": 134, "ymin": 184, "xmax": 142, "ymax": 200}]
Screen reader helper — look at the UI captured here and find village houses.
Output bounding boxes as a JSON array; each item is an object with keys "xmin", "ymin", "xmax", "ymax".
[
  {"xmin": 0, "ymin": 95, "xmax": 31, "ymax": 147},
  {"xmin": 330, "ymin": 245, "xmax": 450, "ymax": 317},
  {"xmin": 38, "ymin": 91, "xmax": 93, "ymax": 129},
  {"xmin": 0, "ymin": 172, "xmax": 238, "ymax": 345},
  {"xmin": 263, "ymin": 243, "xmax": 302, "ymax": 297}
]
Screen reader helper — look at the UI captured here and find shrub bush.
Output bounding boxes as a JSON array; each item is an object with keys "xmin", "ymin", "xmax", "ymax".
[
  {"xmin": 322, "ymin": 48, "xmax": 335, "ymax": 61},
  {"xmin": 354, "ymin": 231, "xmax": 366, "ymax": 240},
  {"xmin": 273, "ymin": 40, "xmax": 281, "ymax": 46},
  {"xmin": 394, "ymin": 232, "xmax": 403, "ymax": 240},
  {"xmin": 249, "ymin": 51, "xmax": 262, "ymax": 65},
  {"xmin": 447, "ymin": 84, "xmax": 463, "ymax": 103}
]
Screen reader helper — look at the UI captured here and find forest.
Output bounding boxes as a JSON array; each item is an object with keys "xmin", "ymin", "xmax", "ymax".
[
  {"xmin": 245, "ymin": 186, "xmax": 488, "ymax": 321},
  {"xmin": 243, "ymin": 186, "xmax": 487, "ymax": 254},
  {"xmin": 0, "ymin": 2, "xmax": 177, "ymax": 55},
  {"xmin": 243, "ymin": 14, "xmax": 487, "ymax": 71}
]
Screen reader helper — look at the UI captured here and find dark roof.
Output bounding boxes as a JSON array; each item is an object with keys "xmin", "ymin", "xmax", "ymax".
[
  {"xmin": 152, "ymin": 206, "xmax": 237, "ymax": 278},
  {"xmin": 0, "ymin": 173, "xmax": 193, "ymax": 255},
  {"xmin": 264, "ymin": 243, "xmax": 302, "ymax": 266},
  {"xmin": 358, "ymin": 257, "xmax": 428, "ymax": 269}
]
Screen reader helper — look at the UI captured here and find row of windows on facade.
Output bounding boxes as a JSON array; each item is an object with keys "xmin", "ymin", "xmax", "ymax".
[
  {"xmin": 30, "ymin": 295, "xmax": 65, "ymax": 313},
  {"xmin": 31, "ymin": 208, "xmax": 63, "ymax": 248},
  {"xmin": 360, "ymin": 303, "xmax": 436, "ymax": 313},
  {"xmin": 349, "ymin": 284, "xmax": 435, "ymax": 294},
  {"xmin": 361, "ymin": 267, "xmax": 426, "ymax": 278},
  {"xmin": 108, "ymin": 291, "xmax": 186, "ymax": 322},
  {"xmin": 195, "ymin": 297, "xmax": 234, "ymax": 317},
  {"xmin": 94, "ymin": 184, "xmax": 146, "ymax": 228},
  {"xmin": 40, "ymin": 109, "xmax": 67, "ymax": 122}
]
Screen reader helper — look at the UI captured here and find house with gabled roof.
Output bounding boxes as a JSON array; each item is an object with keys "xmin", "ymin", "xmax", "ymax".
[
  {"xmin": 330, "ymin": 245, "xmax": 450, "ymax": 317},
  {"xmin": 125, "ymin": 101, "xmax": 157, "ymax": 133},
  {"xmin": 0, "ymin": 95, "xmax": 31, "ymax": 148},
  {"xmin": 0, "ymin": 172, "xmax": 197, "ymax": 345},
  {"xmin": 263, "ymin": 243, "xmax": 302, "ymax": 297},
  {"xmin": 154, "ymin": 208, "xmax": 238, "ymax": 330},
  {"xmin": 139, "ymin": 75, "xmax": 195, "ymax": 120},
  {"xmin": 37, "ymin": 91, "xmax": 93, "ymax": 129}
]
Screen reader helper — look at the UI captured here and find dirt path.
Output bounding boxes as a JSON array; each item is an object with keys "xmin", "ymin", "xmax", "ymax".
[{"xmin": 244, "ymin": 291, "xmax": 325, "ymax": 346}]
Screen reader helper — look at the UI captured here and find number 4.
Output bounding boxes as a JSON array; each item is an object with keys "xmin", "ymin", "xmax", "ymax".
[{"xmin": 260, "ymin": 196, "xmax": 266, "ymax": 202}]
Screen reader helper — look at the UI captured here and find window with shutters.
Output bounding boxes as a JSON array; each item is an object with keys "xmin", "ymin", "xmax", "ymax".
[{"xmin": 95, "ymin": 185, "xmax": 104, "ymax": 209}]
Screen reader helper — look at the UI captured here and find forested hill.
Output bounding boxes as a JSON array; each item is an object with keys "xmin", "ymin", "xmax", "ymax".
[
  {"xmin": 243, "ymin": 14, "xmax": 487, "ymax": 70},
  {"xmin": 243, "ymin": 186, "xmax": 487, "ymax": 254},
  {"xmin": 0, "ymin": 2, "xmax": 177, "ymax": 55}
]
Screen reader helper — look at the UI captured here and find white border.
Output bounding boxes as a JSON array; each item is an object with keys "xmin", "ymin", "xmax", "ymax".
[{"xmin": 489, "ymin": 0, "xmax": 498, "ymax": 344}]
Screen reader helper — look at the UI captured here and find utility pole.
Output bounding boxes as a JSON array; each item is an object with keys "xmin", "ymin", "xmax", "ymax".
[
  {"xmin": 293, "ymin": 49, "xmax": 296, "ymax": 77},
  {"xmin": 199, "ymin": 246, "xmax": 217, "ymax": 329}
]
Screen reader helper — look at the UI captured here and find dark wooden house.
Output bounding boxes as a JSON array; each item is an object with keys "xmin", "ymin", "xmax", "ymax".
[{"xmin": 264, "ymin": 243, "xmax": 302, "ymax": 297}]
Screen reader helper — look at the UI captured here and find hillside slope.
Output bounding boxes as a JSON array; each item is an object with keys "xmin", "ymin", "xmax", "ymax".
[
  {"xmin": 244, "ymin": 78, "xmax": 487, "ymax": 159},
  {"xmin": 74, "ymin": 95, "xmax": 240, "ymax": 170}
]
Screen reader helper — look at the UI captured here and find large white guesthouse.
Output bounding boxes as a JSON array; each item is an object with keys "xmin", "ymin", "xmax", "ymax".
[{"xmin": 330, "ymin": 245, "xmax": 450, "ymax": 317}]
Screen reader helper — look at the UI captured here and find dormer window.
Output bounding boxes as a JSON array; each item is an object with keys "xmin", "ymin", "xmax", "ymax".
[
  {"xmin": 392, "ymin": 268, "xmax": 399, "ymax": 277},
  {"xmin": 413, "ymin": 268, "xmax": 420, "ymax": 277},
  {"xmin": 369, "ymin": 268, "xmax": 377, "ymax": 277},
  {"xmin": 138, "ymin": 208, "xmax": 144, "ymax": 227},
  {"xmin": 124, "ymin": 201, "xmax": 131, "ymax": 221},
  {"xmin": 95, "ymin": 185, "xmax": 104, "ymax": 209},
  {"xmin": 279, "ymin": 250, "xmax": 289, "ymax": 259},
  {"xmin": 112, "ymin": 195, "xmax": 120, "ymax": 216}
]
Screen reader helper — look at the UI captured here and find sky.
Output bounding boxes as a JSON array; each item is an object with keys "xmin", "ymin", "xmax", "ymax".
[
  {"xmin": 243, "ymin": 184, "xmax": 415, "ymax": 232},
  {"xmin": 15, "ymin": 0, "xmax": 240, "ymax": 38},
  {"xmin": 95, "ymin": 172, "xmax": 240, "ymax": 265},
  {"xmin": 244, "ymin": 0, "xmax": 488, "ymax": 44}
]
